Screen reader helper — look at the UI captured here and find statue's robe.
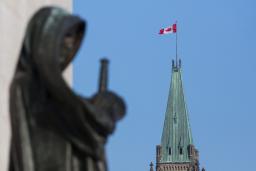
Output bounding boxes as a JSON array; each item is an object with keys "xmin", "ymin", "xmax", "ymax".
[{"xmin": 9, "ymin": 7, "xmax": 125, "ymax": 171}]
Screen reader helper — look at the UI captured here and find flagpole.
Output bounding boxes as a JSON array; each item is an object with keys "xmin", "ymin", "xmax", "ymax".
[{"xmin": 175, "ymin": 21, "xmax": 178, "ymax": 67}]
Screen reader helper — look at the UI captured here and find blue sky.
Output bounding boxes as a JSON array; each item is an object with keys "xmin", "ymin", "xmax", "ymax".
[{"xmin": 73, "ymin": 1, "xmax": 256, "ymax": 171}]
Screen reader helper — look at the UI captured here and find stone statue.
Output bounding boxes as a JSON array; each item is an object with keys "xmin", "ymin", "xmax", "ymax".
[{"xmin": 9, "ymin": 7, "xmax": 126, "ymax": 171}]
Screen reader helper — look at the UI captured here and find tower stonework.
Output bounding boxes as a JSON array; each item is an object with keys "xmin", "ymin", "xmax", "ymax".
[{"xmin": 151, "ymin": 60, "xmax": 204, "ymax": 171}]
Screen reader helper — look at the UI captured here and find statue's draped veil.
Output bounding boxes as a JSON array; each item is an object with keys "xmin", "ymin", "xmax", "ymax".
[
  {"xmin": 10, "ymin": 7, "xmax": 126, "ymax": 171},
  {"xmin": 10, "ymin": 7, "xmax": 99, "ymax": 171}
]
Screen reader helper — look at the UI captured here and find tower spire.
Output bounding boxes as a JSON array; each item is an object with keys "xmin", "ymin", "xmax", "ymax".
[
  {"xmin": 153, "ymin": 60, "xmax": 203, "ymax": 171},
  {"xmin": 160, "ymin": 60, "xmax": 193, "ymax": 163},
  {"xmin": 153, "ymin": 23, "xmax": 205, "ymax": 170},
  {"xmin": 175, "ymin": 21, "xmax": 178, "ymax": 67}
]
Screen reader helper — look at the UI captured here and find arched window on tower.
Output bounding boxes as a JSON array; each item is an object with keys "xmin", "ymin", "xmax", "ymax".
[
  {"xmin": 168, "ymin": 147, "xmax": 172, "ymax": 155},
  {"xmin": 179, "ymin": 147, "xmax": 183, "ymax": 155}
]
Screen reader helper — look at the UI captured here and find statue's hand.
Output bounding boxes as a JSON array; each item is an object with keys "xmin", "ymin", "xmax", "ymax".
[{"xmin": 90, "ymin": 91, "xmax": 126, "ymax": 122}]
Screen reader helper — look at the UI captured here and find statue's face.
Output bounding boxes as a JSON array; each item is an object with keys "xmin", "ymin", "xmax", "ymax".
[
  {"xmin": 24, "ymin": 7, "xmax": 85, "ymax": 72},
  {"xmin": 59, "ymin": 24, "xmax": 84, "ymax": 70}
]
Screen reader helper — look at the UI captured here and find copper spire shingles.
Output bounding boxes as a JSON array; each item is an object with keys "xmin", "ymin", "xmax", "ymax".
[
  {"xmin": 160, "ymin": 61, "xmax": 193, "ymax": 163},
  {"xmin": 154, "ymin": 60, "xmax": 202, "ymax": 171}
]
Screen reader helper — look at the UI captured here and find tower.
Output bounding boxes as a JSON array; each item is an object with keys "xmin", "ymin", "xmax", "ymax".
[{"xmin": 152, "ymin": 60, "xmax": 204, "ymax": 171}]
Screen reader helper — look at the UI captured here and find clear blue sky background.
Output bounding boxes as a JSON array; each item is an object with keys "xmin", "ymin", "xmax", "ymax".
[{"xmin": 73, "ymin": 1, "xmax": 256, "ymax": 171}]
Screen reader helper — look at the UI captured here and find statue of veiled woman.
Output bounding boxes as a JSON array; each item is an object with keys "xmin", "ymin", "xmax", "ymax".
[{"xmin": 9, "ymin": 7, "xmax": 125, "ymax": 171}]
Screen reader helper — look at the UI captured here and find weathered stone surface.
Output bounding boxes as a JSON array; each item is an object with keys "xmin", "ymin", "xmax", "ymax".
[{"xmin": 0, "ymin": 1, "xmax": 72, "ymax": 171}]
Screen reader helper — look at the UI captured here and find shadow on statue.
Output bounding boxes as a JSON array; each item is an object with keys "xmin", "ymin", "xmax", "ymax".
[{"xmin": 9, "ymin": 7, "xmax": 126, "ymax": 171}]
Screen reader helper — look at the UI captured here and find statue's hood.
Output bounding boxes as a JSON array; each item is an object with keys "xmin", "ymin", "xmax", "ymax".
[{"xmin": 21, "ymin": 7, "xmax": 85, "ymax": 72}]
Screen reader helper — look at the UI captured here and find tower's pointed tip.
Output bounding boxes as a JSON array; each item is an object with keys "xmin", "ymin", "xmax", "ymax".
[
  {"xmin": 172, "ymin": 59, "xmax": 175, "ymax": 68},
  {"xmin": 179, "ymin": 59, "xmax": 181, "ymax": 68},
  {"xmin": 171, "ymin": 58, "xmax": 182, "ymax": 70}
]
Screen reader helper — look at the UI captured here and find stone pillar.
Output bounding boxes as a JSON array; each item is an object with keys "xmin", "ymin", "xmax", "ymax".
[
  {"xmin": 0, "ymin": 1, "xmax": 72, "ymax": 170},
  {"xmin": 156, "ymin": 145, "xmax": 162, "ymax": 163},
  {"xmin": 150, "ymin": 162, "xmax": 154, "ymax": 171}
]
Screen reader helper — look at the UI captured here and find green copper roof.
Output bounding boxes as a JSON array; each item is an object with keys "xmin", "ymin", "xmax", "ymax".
[{"xmin": 160, "ymin": 62, "xmax": 193, "ymax": 163}]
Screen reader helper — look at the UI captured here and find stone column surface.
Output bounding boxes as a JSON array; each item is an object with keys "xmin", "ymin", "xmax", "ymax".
[{"xmin": 0, "ymin": 1, "xmax": 72, "ymax": 171}]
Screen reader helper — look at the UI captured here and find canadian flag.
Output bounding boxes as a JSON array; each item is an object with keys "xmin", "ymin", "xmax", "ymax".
[{"xmin": 159, "ymin": 23, "xmax": 177, "ymax": 35}]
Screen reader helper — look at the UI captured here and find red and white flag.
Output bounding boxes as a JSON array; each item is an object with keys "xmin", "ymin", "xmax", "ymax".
[{"xmin": 159, "ymin": 23, "xmax": 177, "ymax": 35}]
